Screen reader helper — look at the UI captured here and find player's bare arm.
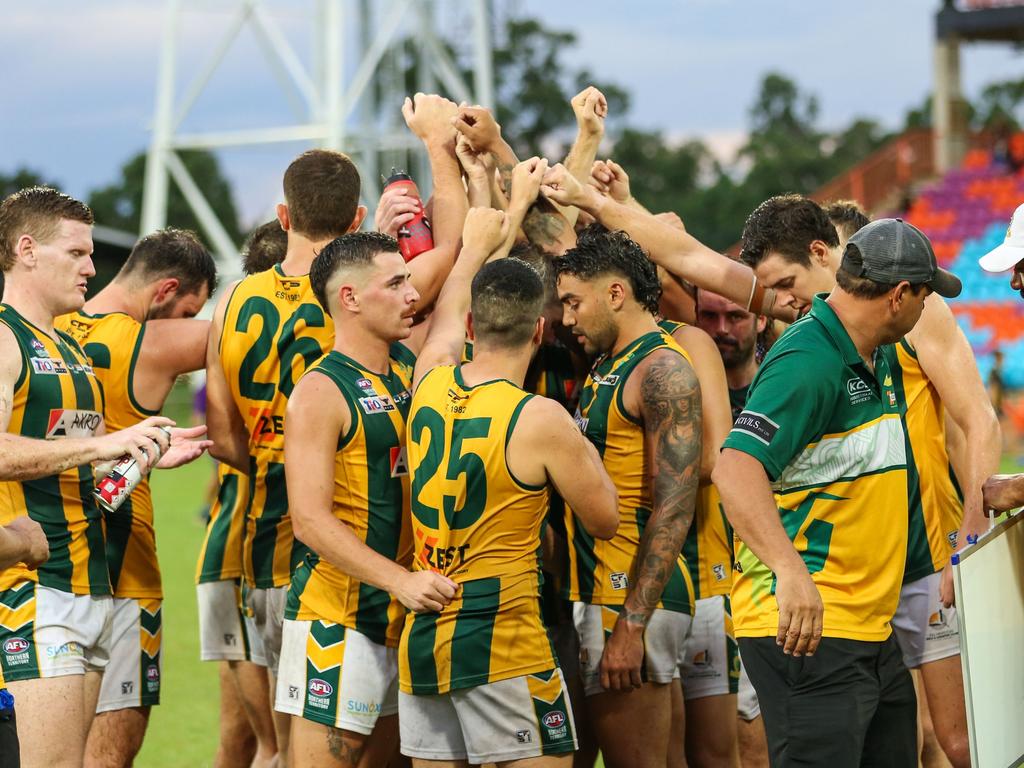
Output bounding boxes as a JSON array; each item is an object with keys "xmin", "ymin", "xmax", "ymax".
[
  {"xmin": 0, "ymin": 323, "xmax": 174, "ymax": 479},
  {"xmin": 412, "ymin": 206, "xmax": 512, "ymax": 390},
  {"xmin": 285, "ymin": 371, "xmax": 457, "ymax": 613},
  {"xmin": 401, "ymin": 93, "xmax": 471, "ymax": 310},
  {"xmin": 515, "ymin": 396, "xmax": 618, "ymax": 539},
  {"xmin": 671, "ymin": 324, "xmax": 733, "ymax": 481},
  {"xmin": 132, "ymin": 318, "xmax": 212, "ymax": 413},
  {"xmin": 714, "ymin": 448, "xmax": 823, "ymax": 658},
  {"xmin": 601, "ymin": 349, "xmax": 702, "ymax": 692},
  {"xmin": 456, "ymin": 134, "xmax": 493, "ymax": 209},
  {"xmin": 0, "ymin": 516, "xmax": 48, "ymax": 570},
  {"xmin": 205, "ymin": 283, "xmax": 250, "ymax": 473},
  {"xmin": 553, "ymin": 86, "xmax": 607, "ymax": 228},
  {"xmin": 541, "ymin": 162, "xmax": 796, "ymax": 321},
  {"xmin": 910, "ymin": 293, "xmax": 1001, "ymax": 605}
]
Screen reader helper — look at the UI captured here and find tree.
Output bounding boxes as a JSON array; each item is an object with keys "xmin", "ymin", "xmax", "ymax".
[
  {"xmin": 1, "ymin": 168, "xmax": 63, "ymax": 198},
  {"xmin": 88, "ymin": 150, "xmax": 243, "ymax": 246}
]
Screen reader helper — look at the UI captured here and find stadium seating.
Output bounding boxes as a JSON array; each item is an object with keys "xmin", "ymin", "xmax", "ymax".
[{"xmin": 903, "ymin": 141, "xmax": 1024, "ymax": 392}]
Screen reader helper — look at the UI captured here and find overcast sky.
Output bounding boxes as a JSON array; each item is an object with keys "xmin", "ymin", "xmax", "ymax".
[{"xmin": 3, "ymin": 0, "xmax": 1022, "ymax": 229}]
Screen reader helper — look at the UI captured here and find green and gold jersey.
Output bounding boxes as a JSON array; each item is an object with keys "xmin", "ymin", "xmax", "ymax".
[
  {"xmin": 893, "ymin": 339, "xmax": 961, "ymax": 582},
  {"xmin": 286, "ymin": 344, "xmax": 416, "ymax": 648},
  {"xmin": 723, "ymin": 294, "xmax": 908, "ymax": 642},
  {"xmin": 57, "ymin": 311, "xmax": 163, "ymax": 599},
  {"xmin": 196, "ymin": 464, "xmax": 248, "ymax": 584},
  {"xmin": 0, "ymin": 305, "xmax": 108, "ymax": 595},
  {"xmin": 658, "ymin": 319, "xmax": 733, "ymax": 599},
  {"xmin": 399, "ymin": 365, "xmax": 555, "ymax": 695},
  {"xmin": 220, "ymin": 266, "xmax": 334, "ymax": 588},
  {"xmin": 565, "ymin": 330, "xmax": 695, "ymax": 614}
]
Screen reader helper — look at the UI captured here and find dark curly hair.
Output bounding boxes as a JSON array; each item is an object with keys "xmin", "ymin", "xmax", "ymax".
[
  {"xmin": 553, "ymin": 229, "xmax": 661, "ymax": 315},
  {"xmin": 119, "ymin": 227, "xmax": 218, "ymax": 296},
  {"xmin": 739, "ymin": 194, "xmax": 839, "ymax": 269},
  {"xmin": 242, "ymin": 220, "xmax": 287, "ymax": 276},
  {"xmin": 310, "ymin": 231, "xmax": 398, "ymax": 315}
]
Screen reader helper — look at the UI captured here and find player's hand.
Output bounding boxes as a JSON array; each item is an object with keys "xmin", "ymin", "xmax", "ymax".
[
  {"xmin": 571, "ymin": 86, "xmax": 608, "ymax": 138},
  {"xmin": 599, "ymin": 616, "xmax": 645, "ymax": 692},
  {"xmin": 455, "ymin": 134, "xmax": 491, "ymax": 180},
  {"xmin": 156, "ymin": 425, "xmax": 214, "ymax": 470},
  {"xmin": 775, "ymin": 566, "xmax": 823, "ymax": 657},
  {"xmin": 541, "ymin": 163, "xmax": 597, "ymax": 210},
  {"xmin": 402, "ymin": 93, "xmax": 459, "ymax": 146},
  {"xmin": 982, "ymin": 473, "xmax": 1023, "ymax": 513},
  {"xmin": 452, "ymin": 105, "xmax": 503, "ymax": 153},
  {"xmin": 99, "ymin": 416, "xmax": 175, "ymax": 472},
  {"xmin": 375, "ymin": 186, "xmax": 422, "ymax": 238},
  {"xmin": 6, "ymin": 516, "xmax": 48, "ymax": 570},
  {"xmin": 590, "ymin": 159, "xmax": 631, "ymax": 203},
  {"xmin": 940, "ymin": 562, "xmax": 956, "ymax": 608},
  {"xmin": 462, "ymin": 207, "xmax": 511, "ymax": 258},
  {"xmin": 510, "ymin": 157, "xmax": 549, "ymax": 208},
  {"xmin": 395, "ymin": 570, "xmax": 460, "ymax": 613}
]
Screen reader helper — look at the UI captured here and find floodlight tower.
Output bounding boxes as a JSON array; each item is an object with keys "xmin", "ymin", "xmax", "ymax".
[{"xmin": 141, "ymin": 0, "xmax": 494, "ymax": 277}]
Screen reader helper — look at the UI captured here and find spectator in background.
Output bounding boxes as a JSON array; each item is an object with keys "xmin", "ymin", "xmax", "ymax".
[{"xmin": 978, "ymin": 203, "xmax": 1024, "ymax": 512}]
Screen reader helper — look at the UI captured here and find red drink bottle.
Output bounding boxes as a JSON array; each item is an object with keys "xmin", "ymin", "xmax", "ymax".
[{"xmin": 383, "ymin": 168, "xmax": 433, "ymax": 261}]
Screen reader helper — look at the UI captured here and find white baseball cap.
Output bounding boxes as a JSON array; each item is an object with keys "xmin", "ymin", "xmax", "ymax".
[{"xmin": 979, "ymin": 203, "xmax": 1024, "ymax": 272}]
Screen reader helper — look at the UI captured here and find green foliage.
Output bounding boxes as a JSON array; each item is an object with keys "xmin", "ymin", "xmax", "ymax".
[
  {"xmin": 87, "ymin": 150, "xmax": 244, "ymax": 246},
  {"xmin": 0, "ymin": 168, "xmax": 62, "ymax": 197}
]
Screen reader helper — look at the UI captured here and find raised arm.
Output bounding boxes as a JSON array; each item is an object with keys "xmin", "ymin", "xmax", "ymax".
[
  {"xmin": 412, "ymin": 206, "xmax": 512, "ymax": 390},
  {"xmin": 541, "ymin": 163, "xmax": 794, "ymax": 320},
  {"xmin": 286, "ymin": 371, "xmax": 457, "ymax": 612},
  {"xmin": 205, "ymin": 284, "xmax": 250, "ymax": 473},
  {"xmin": 910, "ymin": 294, "xmax": 1002, "ymax": 605},
  {"xmin": 554, "ymin": 86, "xmax": 608, "ymax": 228},
  {"xmin": 401, "ymin": 93, "xmax": 470, "ymax": 310}
]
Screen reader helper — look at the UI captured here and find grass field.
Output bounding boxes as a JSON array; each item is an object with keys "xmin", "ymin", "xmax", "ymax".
[{"xmin": 134, "ymin": 413, "xmax": 1024, "ymax": 765}]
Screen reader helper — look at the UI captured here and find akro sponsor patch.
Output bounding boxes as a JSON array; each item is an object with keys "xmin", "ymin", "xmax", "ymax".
[{"xmin": 46, "ymin": 409, "xmax": 103, "ymax": 438}]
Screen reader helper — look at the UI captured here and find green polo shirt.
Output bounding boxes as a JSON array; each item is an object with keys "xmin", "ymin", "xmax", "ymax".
[{"xmin": 722, "ymin": 294, "xmax": 909, "ymax": 642}]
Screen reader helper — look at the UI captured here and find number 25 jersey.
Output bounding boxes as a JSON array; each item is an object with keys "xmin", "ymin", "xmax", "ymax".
[
  {"xmin": 220, "ymin": 265, "xmax": 334, "ymax": 588},
  {"xmin": 399, "ymin": 365, "xmax": 555, "ymax": 695}
]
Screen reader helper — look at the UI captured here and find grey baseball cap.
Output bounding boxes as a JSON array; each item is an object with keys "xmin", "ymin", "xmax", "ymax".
[{"xmin": 840, "ymin": 218, "xmax": 962, "ymax": 298}]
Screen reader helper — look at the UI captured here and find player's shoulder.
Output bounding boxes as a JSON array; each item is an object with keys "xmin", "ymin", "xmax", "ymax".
[{"xmin": 515, "ymin": 393, "xmax": 575, "ymax": 440}]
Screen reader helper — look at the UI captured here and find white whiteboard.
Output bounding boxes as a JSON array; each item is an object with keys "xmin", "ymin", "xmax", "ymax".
[{"xmin": 953, "ymin": 510, "xmax": 1024, "ymax": 768}]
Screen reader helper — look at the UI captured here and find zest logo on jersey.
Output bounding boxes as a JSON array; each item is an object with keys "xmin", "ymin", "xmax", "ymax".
[
  {"xmin": 308, "ymin": 679, "xmax": 333, "ymax": 697},
  {"xmin": 46, "ymin": 409, "xmax": 102, "ymax": 438},
  {"xmin": 249, "ymin": 407, "xmax": 284, "ymax": 443},
  {"xmin": 389, "ymin": 446, "xmax": 409, "ymax": 477},
  {"xmin": 3, "ymin": 638, "xmax": 28, "ymax": 654},
  {"xmin": 31, "ymin": 357, "xmax": 68, "ymax": 376},
  {"xmin": 359, "ymin": 395, "xmax": 394, "ymax": 414}
]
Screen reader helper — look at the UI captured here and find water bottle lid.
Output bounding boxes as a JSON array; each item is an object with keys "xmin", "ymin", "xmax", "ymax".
[
  {"xmin": 0, "ymin": 688, "xmax": 13, "ymax": 710},
  {"xmin": 383, "ymin": 168, "xmax": 412, "ymax": 186}
]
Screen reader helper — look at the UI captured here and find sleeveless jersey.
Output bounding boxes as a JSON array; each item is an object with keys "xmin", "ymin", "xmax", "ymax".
[
  {"xmin": 0, "ymin": 305, "xmax": 108, "ymax": 595},
  {"xmin": 286, "ymin": 344, "xmax": 416, "ymax": 647},
  {"xmin": 893, "ymin": 339, "xmax": 961, "ymax": 582},
  {"xmin": 399, "ymin": 365, "xmax": 555, "ymax": 695},
  {"xmin": 220, "ymin": 266, "xmax": 334, "ymax": 588},
  {"xmin": 56, "ymin": 311, "xmax": 162, "ymax": 598},
  {"xmin": 658, "ymin": 319, "xmax": 733, "ymax": 599},
  {"xmin": 565, "ymin": 330, "xmax": 695, "ymax": 614},
  {"xmin": 195, "ymin": 464, "xmax": 249, "ymax": 584}
]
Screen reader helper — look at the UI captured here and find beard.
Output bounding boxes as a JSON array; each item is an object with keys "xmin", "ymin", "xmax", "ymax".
[{"xmin": 716, "ymin": 335, "xmax": 755, "ymax": 369}]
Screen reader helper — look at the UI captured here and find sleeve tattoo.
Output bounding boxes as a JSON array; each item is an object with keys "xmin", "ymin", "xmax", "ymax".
[{"xmin": 623, "ymin": 352, "xmax": 702, "ymax": 626}]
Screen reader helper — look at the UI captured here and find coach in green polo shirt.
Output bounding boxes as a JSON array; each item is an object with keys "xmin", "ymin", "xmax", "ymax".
[{"xmin": 713, "ymin": 218, "xmax": 961, "ymax": 768}]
